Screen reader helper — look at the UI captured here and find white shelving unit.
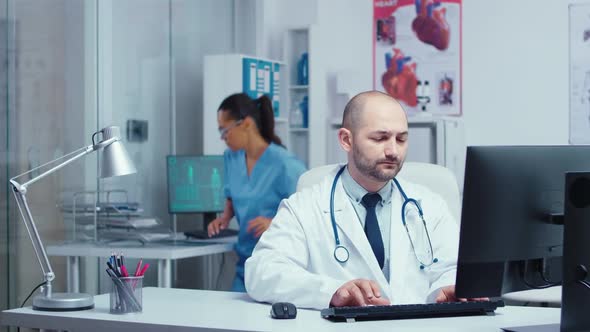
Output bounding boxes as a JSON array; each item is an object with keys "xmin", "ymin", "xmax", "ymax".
[
  {"xmin": 283, "ymin": 28, "xmax": 310, "ymax": 167},
  {"xmin": 202, "ymin": 30, "xmax": 323, "ymax": 168},
  {"xmin": 203, "ymin": 54, "xmax": 287, "ymax": 155}
]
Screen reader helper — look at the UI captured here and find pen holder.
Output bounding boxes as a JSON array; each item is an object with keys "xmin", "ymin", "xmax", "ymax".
[{"xmin": 110, "ymin": 276, "xmax": 143, "ymax": 314}]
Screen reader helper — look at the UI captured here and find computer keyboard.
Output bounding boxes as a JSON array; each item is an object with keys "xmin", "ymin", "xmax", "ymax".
[
  {"xmin": 321, "ymin": 300, "xmax": 504, "ymax": 322},
  {"xmin": 184, "ymin": 228, "xmax": 239, "ymax": 239}
]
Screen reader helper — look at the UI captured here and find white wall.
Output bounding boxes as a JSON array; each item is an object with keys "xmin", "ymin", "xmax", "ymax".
[
  {"xmin": 172, "ymin": 0, "xmax": 235, "ymax": 156},
  {"xmin": 260, "ymin": 0, "xmax": 317, "ymax": 60},
  {"xmin": 462, "ymin": 0, "xmax": 570, "ymax": 145},
  {"xmin": 313, "ymin": 0, "xmax": 372, "ymax": 167},
  {"xmin": 275, "ymin": 0, "xmax": 575, "ymax": 158}
]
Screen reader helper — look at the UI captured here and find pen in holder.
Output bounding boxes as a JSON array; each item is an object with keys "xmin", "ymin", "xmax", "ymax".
[
  {"xmin": 109, "ymin": 274, "xmax": 143, "ymax": 314},
  {"xmin": 106, "ymin": 253, "xmax": 146, "ymax": 313}
]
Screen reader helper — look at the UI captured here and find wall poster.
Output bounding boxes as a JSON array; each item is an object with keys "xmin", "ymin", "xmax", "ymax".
[
  {"xmin": 569, "ymin": 3, "xmax": 590, "ymax": 144},
  {"xmin": 374, "ymin": 0, "xmax": 462, "ymax": 115}
]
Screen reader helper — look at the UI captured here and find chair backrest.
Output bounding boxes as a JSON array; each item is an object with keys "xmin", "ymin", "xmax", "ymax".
[{"xmin": 296, "ymin": 162, "xmax": 462, "ymax": 222}]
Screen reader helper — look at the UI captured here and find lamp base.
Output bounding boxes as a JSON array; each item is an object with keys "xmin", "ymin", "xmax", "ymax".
[{"xmin": 32, "ymin": 292, "xmax": 94, "ymax": 311}]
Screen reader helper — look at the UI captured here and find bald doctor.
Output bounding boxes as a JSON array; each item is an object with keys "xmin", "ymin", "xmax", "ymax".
[{"xmin": 245, "ymin": 91, "xmax": 460, "ymax": 310}]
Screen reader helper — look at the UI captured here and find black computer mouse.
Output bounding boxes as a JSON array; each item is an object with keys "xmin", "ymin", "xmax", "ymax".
[{"xmin": 270, "ymin": 302, "xmax": 297, "ymax": 319}]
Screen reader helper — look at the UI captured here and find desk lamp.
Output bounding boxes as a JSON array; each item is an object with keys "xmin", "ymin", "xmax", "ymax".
[{"xmin": 9, "ymin": 126, "xmax": 137, "ymax": 311}]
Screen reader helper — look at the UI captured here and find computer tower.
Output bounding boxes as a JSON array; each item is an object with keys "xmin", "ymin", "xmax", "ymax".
[{"xmin": 562, "ymin": 171, "xmax": 590, "ymax": 331}]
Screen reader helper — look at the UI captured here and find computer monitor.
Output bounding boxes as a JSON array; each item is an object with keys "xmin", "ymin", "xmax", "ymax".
[
  {"xmin": 166, "ymin": 155, "xmax": 225, "ymax": 214},
  {"xmin": 455, "ymin": 145, "xmax": 590, "ymax": 299}
]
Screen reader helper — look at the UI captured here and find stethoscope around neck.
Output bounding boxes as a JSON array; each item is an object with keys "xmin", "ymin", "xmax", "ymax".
[{"xmin": 330, "ymin": 165, "xmax": 438, "ymax": 270}]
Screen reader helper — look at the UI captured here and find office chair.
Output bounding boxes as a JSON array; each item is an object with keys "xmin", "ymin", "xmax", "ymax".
[{"xmin": 296, "ymin": 162, "xmax": 462, "ymax": 222}]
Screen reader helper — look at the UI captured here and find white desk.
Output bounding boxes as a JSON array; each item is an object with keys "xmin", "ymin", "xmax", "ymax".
[
  {"xmin": 0, "ymin": 287, "xmax": 561, "ymax": 332},
  {"xmin": 502, "ymin": 286, "xmax": 562, "ymax": 307},
  {"xmin": 46, "ymin": 237, "xmax": 236, "ymax": 289}
]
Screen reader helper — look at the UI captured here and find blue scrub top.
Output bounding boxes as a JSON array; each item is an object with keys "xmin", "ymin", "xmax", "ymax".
[{"xmin": 224, "ymin": 143, "xmax": 306, "ymax": 270}]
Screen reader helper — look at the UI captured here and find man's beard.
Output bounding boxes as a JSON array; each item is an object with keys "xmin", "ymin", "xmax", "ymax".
[{"xmin": 352, "ymin": 145, "xmax": 402, "ymax": 182}]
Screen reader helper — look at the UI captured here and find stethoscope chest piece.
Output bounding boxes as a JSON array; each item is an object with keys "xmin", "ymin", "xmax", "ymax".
[{"xmin": 334, "ymin": 245, "xmax": 349, "ymax": 263}]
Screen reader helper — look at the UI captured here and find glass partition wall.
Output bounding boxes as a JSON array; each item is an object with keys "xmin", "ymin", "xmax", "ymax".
[
  {"xmin": 95, "ymin": 0, "xmax": 174, "ymax": 293},
  {"xmin": 0, "ymin": 1, "xmax": 248, "ymax": 324},
  {"xmin": 0, "ymin": 0, "xmax": 98, "ymax": 318},
  {"xmin": 0, "ymin": 0, "xmax": 176, "ymax": 320}
]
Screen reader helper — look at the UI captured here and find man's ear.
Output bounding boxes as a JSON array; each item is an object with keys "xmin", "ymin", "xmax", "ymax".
[{"xmin": 338, "ymin": 128, "xmax": 353, "ymax": 152}]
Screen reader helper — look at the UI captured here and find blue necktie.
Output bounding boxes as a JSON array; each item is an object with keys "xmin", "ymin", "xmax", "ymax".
[{"xmin": 361, "ymin": 193, "xmax": 384, "ymax": 269}]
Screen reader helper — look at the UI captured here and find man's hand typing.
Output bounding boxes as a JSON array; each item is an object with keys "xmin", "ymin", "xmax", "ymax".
[{"xmin": 330, "ymin": 279, "xmax": 391, "ymax": 307}]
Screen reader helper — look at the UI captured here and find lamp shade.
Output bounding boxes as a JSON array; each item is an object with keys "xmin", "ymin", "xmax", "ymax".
[{"xmin": 99, "ymin": 126, "xmax": 137, "ymax": 178}]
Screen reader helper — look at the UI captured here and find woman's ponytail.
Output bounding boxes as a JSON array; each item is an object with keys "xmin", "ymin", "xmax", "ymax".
[{"xmin": 256, "ymin": 95, "xmax": 282, "ymax": 146}]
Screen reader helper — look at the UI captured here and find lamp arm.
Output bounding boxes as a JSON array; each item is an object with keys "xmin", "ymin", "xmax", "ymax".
[
  {"xmin": 12, "ymin": 145, "xmax": 94, "ymax": 192},
  {"xmin": 7, "ymin": 136, "xmax": 117, "ymax": 298},
  {"xmin": 10, "ymin": 186, "xmax": 55, "ymax": 297},
  {"xmin": 10, "ymin": 145, "xmax": 88, "ymax": 187},
  {"xmin": 10, "ymin": 137, "xmax": 117, "ymax": 191}
]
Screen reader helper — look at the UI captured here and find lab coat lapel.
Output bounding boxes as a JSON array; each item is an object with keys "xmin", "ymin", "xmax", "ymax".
[
  {"xmin": 389, "ymin": 180, "xmax": 411, "ymax": 296},
  {"xmin": 321, "ymin": 180, "xmax": 390, "ymax": 290}
]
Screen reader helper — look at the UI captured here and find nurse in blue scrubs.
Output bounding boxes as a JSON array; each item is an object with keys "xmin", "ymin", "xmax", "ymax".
[{"xmin": 207, "ymin": 93, "xmax": 307, "ymax": 292}]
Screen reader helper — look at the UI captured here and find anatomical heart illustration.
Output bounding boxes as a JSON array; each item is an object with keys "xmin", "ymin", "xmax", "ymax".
[
  {"xmin": 382, "ymin": 48, "xmax": 419, "ymax": 107},
  {"xmin": 412, "ymin": 0, "xmax": 450, "ymax": 51},
  {"xmin": 373, "ymin": 0, "xmax": 461, "ymax": 115}
]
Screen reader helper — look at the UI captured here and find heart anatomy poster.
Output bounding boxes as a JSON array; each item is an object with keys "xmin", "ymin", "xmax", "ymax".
[
  {"xmin": 374, "ymin": 0, "xmax": 462, "ymax": 115},
  {"xmin": 569, "ymin": 3, "xmax": 590, "ymax": 144}
]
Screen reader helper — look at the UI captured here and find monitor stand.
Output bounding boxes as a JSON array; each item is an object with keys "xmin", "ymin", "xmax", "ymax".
[
  {"xmin": 183, "ymin": 212, "xmax": 219, "ymax": 239},
  {"xmin": 503, "ymin": 172, "xmax": 590, "ymax": 332}
]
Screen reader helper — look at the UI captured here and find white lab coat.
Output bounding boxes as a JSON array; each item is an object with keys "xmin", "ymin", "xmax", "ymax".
[{"xmin": 245, "ymin": 166, "xmax": 459, "ymax": 310}]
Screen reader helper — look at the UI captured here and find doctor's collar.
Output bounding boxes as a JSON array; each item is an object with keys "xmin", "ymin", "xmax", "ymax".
[{"xmin": 340, "ymin": 166, "xmax": 393, "ymax": 206}]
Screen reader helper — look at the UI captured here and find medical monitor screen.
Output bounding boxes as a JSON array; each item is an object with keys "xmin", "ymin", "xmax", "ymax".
[
  {"xmin": 455, "ymin": 145, "xmax": 590, "ymax": 298},
  {"xmin": 167, "ymin": 155, "xmax": 224, "ymax": 214}
]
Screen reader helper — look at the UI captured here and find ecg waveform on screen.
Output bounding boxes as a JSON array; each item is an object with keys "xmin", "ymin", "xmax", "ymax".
[{"xmin": 167, "ymin": 156, "xmax": 224, "ymax": 213}]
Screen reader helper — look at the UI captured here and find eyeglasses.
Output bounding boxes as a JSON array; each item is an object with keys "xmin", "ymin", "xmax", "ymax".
[{"xmin": 219, "ymin": 120, "xmax": 243, "ymax": 140}]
